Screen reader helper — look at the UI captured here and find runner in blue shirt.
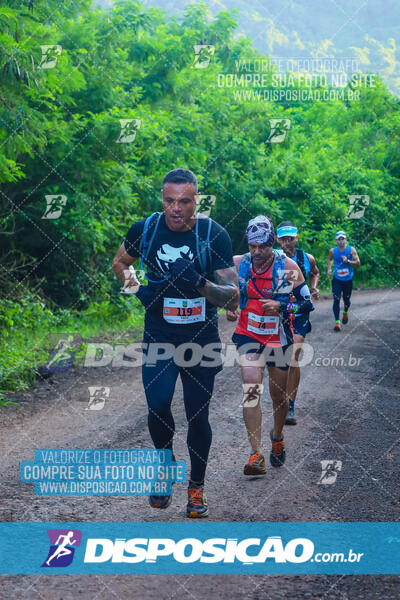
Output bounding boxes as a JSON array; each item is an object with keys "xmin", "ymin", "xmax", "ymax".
[
  {"xmin": 327, "ymin": 231, "xmax": 361, "ymax": 332},
  {"xmin": 276, "ymin": 221, "xmax": 320, "ymax": 426}
]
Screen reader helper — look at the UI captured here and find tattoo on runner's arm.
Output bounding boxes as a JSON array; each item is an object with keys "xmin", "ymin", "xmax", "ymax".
[{"xmin": 199, "ymin": 267, "xmax": 239, "ymax": 310}]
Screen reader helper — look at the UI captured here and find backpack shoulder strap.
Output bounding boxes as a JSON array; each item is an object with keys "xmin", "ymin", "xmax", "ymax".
[
  {"xmin": 272, "ymin": 250, "xmax": 291, "ymax": 295},
  {"xmin": 273, "ymin": 249, "xmax": 286, "ymax": 269},
  {"xmin": 295, "ymin": 248, "xmax": 307, "ymax": 279},
  {"xmin": 195, "ymin": 214, "xmax": 213, "ymax": 274},
  {"xmin": 139, "ymin": 212, "xmax": 162, "ymax": 260},
  {"xmin": 238, "ymin": 253, "xmax": 252, "ymax": 309},
  {"xmin": 238, "ymin": 252, "xmax": 252, "ymax": 281},
  {"xmin": 139, "ymin": 212, "xmax": 168, "ymax": 283}
]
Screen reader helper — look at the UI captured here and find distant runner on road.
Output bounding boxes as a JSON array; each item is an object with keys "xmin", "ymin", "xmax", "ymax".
[
  {"xmin": 112, "ymin": 168, "xmax": 238, "ymax": 518},
  {"xmin": 327, "ymin": 231, "xmax": 360, "ymax": 332},
  {"xmin": 226, "ymin": 215, "xmax": 313, "ymax": 475},
  {"xmin": 276, "ymin": 221, "xmax": 319, "ymax": 426}
]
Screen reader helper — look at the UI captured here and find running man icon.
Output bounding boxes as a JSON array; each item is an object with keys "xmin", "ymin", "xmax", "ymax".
[
  {"xmin": 38, "ymin": 334, "xmax": 80, "ymax": 376},
  {"xmin": 42, "ymin": 529, "xmax": 82, "ymax": 567}
]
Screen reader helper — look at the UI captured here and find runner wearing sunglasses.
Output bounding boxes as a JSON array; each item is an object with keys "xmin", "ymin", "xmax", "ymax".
[
  {"xmin": 276, "ymin": 221, "xmax": 319, "ymax": 425},
  {"xmin": 226, "ymin": 216, "xmax": 314, "ymax": 474}
]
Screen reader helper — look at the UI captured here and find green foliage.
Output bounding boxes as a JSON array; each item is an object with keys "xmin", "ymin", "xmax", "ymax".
[
  {"xmin": 0, "ymin": 295, "xmax": 57, "ymax": 401},
  {"xmin": 133, "ymin": 0, "xmax": 400, "ymax": 94},
  {"xmin": 0, "ymin": 0, "xmax": 399, "ymax": 396},
  {"xmin": 0, "ymin": 293, "xmax": 144, "ymax": 402}
]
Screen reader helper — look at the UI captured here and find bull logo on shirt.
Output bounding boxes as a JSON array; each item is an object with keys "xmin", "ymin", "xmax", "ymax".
[{"xmin": 156, "ymin": 244, "xmax": 194, "ymax": 273}]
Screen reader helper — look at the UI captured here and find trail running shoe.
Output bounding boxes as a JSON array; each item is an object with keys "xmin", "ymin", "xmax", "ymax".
[
  {"xmin": 342, "ymin": 312, "xmax": 349, "ymax": 324},
  {"xmin": 186, "ymin": 485, "xmax": 209, "ymax": 518},
  {"xmin": 334, "ymin": 321, "xmax": 341, "ymax": 332},
  {"xmin": 285, "ymin": 399, "xmax": 297, "ymax": 425},
  {"xmin": 149, "ymin": 492, "xmax": 172, "ymax": 509},
  {"xmin": 149, "ymin": 451, "xmax": 175, "ymax": 509},
  {"xmin": 270, "ymin": 429, "xmax": 286, "ymax": 467},
  {"xmin": 244, "ymin": 452, "xmax": 267, "ymax": 475}
]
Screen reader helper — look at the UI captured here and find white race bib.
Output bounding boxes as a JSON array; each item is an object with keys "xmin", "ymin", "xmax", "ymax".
[
  {"xmin": 163, "ymin": 297, "xmax": 205, "ymax": 324},
  {"xmin": 247, "ymin": 312, "xmax": 279, "ymax": 335},
  {"xmin": 337, "ymin": 268, "xmax": 350, "ymax": 277}
]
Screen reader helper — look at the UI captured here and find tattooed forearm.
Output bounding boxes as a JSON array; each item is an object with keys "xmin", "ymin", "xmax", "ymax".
[{"xmin": 198, "ymin": 267, "xmax": 239, "ymax": 310}]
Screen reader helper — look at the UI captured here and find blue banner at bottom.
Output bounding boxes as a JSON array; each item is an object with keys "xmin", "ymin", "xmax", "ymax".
[{"xmin": 0, "ymin": 522, "xmax": 399, "ymax": 574}]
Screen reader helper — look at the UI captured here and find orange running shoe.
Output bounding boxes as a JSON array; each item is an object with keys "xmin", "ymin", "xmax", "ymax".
[
  {"xmin": 186, "ymin": 485, "xmax": 209, "ymax": 518},
  {"xmin": 244, "ymin": 452, "xmax": 267, "ymax": 475}
]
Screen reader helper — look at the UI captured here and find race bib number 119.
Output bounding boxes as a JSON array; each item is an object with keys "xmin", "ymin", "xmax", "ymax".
[{"xmin": 163, "ymin": 297, "xmax": 206, "ymax": 324}]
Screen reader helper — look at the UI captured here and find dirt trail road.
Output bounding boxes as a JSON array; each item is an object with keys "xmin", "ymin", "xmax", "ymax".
[{"xmin": 0, "ymin": 289, "xmax": 399, "ymax": 599}]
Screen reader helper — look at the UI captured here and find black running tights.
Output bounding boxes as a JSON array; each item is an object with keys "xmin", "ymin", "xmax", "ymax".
[{"xmin": 142, "ymin": 357, "xmax": 215, "ymax": 484}]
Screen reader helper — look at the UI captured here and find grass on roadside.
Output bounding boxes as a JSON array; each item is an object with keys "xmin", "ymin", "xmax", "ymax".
[{"xmin": 0, "ymin": 295, "xmax": 144, "ymax": 405}]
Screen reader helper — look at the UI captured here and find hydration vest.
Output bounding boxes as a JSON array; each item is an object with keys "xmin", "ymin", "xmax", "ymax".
[
  {"xmin": 293, "ymin": 248, "xmax": 310, "ymax": 280},
  {"xmin": 139, "ymin": 212, "xmax": 213, "ymax": 283},
  {"xmin": 238, "ymin": 250, "xmax": 290, "ymax": 309}
]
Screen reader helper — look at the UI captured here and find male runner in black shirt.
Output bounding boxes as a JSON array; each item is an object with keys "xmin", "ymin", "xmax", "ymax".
[{"xmin": 112, "ymin": 168, "xmax": 238, "ymax": 517}]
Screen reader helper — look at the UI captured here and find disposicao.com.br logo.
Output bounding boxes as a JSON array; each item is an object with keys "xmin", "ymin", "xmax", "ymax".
[
  {"xmin": 0, "ymin": 522, "xmax": 394, "ymax": 574},
  {"xmin": 82, "ymin": 536, "xmax": 363, "ymax": 565},
  {"xmin": 42, "ymin": 529, "xmax": 82, "ymax": 567}
]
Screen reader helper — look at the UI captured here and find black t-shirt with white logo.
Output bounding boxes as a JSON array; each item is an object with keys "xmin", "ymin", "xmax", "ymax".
[{"xmin": 124, "ymin": 213, "xmax": 234, "ymax": 343}]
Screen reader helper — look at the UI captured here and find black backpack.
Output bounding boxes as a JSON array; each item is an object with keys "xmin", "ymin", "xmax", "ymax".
[{"xmin": 295, "ymin": 248, "xmax": 307, "ymax": 280}]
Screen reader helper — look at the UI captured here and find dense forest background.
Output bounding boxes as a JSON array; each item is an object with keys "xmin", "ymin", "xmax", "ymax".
[
  {"xmin": 98, "ymin": 0, "xmax": 400, "ymax": 94},
  {"xmin": 1, "ymin": 0, "xmax": 400, "ymax": 396}
]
